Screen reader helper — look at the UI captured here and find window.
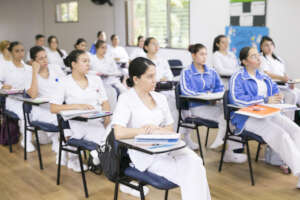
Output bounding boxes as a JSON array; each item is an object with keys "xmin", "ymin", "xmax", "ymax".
[
  {"xmin": 56, "ymin": 1, "xmax": 78, "ymax": 23},
  {"xmin": 126, "ymin": 0, "xmax": 190, "ymax": 49}
]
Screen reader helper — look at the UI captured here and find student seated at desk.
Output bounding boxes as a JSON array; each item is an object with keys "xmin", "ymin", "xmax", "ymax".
[
  {"xmin": 0, "ymin": 41, "xmax": 33, "ymax": 151},
  {"xmin": 89, "ymin": 31, "xmax": 110, "ymax": 55},
  {"xmin": 212, "ymin": 35, "xmax": 240, "ymax": 88},
  {"xmin": 74, "ymin": 38, "xmax": 93, "ymax": 62},
  {"xmin": 260, "ymin": 36, "xmax": 300, "ymax": 119},
  {"xmin": 112, "ymin": 57, "xmax": 211, "ymax": 200},
  {"xmin": 180, "ymin": 43, "xmax": 246, "ymax": 163},
  {"xmin": 229, "ymin": 46, "xmax": 300, "ymax": 189},
  {"xmin": 110, "ymin": 34, "xmax": 129, "ymax": 64},
  {"xmin": 25, "ymin": 34, "xmax": 46, "ymax": 65},
  {"xmin": 129, "ymin": 35, "xmax": 146, "ymax": 61},
  {"xmin": 50, "ymin": 50, "xmax": 111, "ymax": 172},
  {"xmin": 46, "ymin": 36, "xmax": 67, "ymax": 72},
  {"xmin": 26, "ymin": 46, "xmax": 65, "ymax": 153},
  {"xmin": 90, "ymin": 40, "xmax": 127, "ymax": 93}
]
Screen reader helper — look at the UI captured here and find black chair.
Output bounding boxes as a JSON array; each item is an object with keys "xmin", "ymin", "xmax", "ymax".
[
  {"xmin": 218, "ymin": 90, "xmax": 266, "ymax": 186},
  {"xmin": 112, "ymin": 129, "xmax": 178, "ymax": 200},
  {"xmin": 22, "ymin": 97, "xmax": 59, "ymax": 169},
  {"xmin": 0, "ymin": 95, "xmax": 20, "ymax": 153},
  {"xmin": 168, "ymin": 59, "xmax": 184, "ymax": 77},
  {"xmin": 56, "ymin": 114, "xmax": 98, "ymax": 198},
  {"xmin": 175, "ymin": 84, "xmax": 218, "ymax": 164}
]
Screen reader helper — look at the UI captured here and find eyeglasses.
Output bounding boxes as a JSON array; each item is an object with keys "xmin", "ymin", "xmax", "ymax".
[{"xmin": 248, "ymin": 54, "xmax": 260, "ymax": 59}]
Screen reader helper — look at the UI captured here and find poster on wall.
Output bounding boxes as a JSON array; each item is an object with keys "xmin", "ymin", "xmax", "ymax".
[
  {"xmin": 230, "ymin": 0, "xmax": 267, "ymax": 26},
  {"xmin": 226, "ymin": 26, "xmax": 269, "ymax": 58}
]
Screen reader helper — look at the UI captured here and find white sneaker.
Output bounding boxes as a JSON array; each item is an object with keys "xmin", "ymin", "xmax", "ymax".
[
  {"xmin": 67, "ymin": 159, "xmax": 88, "ymax": 173},
  {"xmin": 56, "ymin": 153, "xmax": 68, "ymax": 166},
  {"xmin": 90, "ymin": 150, "xmax": 100, "ymax": 165},
  {"xmin": 183, "ymin": 134, "xmax": 199, "ymax": 150},
  {"xmin": 120, "ymin": 182, "xmax": 149, "ymax": 197},
  {"xmin": 297, "ymin": 177, "xmax": 300, "ymax": 189},
  {"xmin": 209, "ymin": 138, "xmax": 224, "ymax": 149},
  {"xmin": 223, "ymin": 150, "xmax": 247, "ymax": 163},
  {"xmin": 21, "ymin": 141, "xmax": 36, "ymax": 152}
]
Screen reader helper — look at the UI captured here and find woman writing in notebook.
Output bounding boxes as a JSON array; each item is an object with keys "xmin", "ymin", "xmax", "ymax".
[
  {"xmin": 112, "ymin": 57, "xmax": 211, "ymax": 200},
  {"xmin": 229, "ymin": 46, "xmax": 300, "ymax": 189}
]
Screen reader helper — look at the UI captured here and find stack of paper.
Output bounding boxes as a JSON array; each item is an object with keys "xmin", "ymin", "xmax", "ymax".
[{"xmin": 135, "ymin": 134, "xmax": 180, "ymax": 144}]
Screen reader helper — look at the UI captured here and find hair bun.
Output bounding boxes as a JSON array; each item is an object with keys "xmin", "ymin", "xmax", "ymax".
[
  {"xmin": 126, "ymin": 78, "xmax": 134, "ymax": 87},
  {"xmin": 63, "ymin": 56, "xmax": 71, "ymax": 68},
  {"xmin": 188, "ymin": 44, "xmax": 194, "ymax": 53}
]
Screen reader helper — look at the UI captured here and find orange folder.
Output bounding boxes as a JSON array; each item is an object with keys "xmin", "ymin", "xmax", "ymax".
[{"xmin": 236, "ymin": 104, "xmax": 280, "ymax": 118}]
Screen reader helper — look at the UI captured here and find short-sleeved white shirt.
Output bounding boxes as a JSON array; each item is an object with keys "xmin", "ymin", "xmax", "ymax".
[
  {"xmin": 111, "ymin": 88, "xmax": 174, "ymax": 171},
  {"xmin": 50, "ymin": 74, "xmax": 108, "ymax": 111},
  {"xmin": 110, "ymin": 46, "xmax": 129, "ymax": 63},
  {"xmin": 130, "ymin": 48, "xmax": 146, "ymax": 60},
  {"xmin": 212, "ymin": 51, "xmax": 240, "ymax": 76},
  {"xmin": 46, "ymin": 48, "xmax": 67, "ymax": 70},
  {"xmin": 260, "ymin": 54, "xmax": 285, "ymax": 77},
  {"xmin": 150, "ymin": 57, "xmax": 174, "ymax": 81}
]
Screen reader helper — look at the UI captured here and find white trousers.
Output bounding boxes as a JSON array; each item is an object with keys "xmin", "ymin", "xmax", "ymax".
[
  {"xmin": 160, "ymin": 90, "xmax": 179, "ymax": 131},
  {"xmin": 148, "ymin": 147, "xmax": 211, "ymax": 200},
  {"xmin": 244, "ymin": 114, "xmax": 300, "ymax": 176}
]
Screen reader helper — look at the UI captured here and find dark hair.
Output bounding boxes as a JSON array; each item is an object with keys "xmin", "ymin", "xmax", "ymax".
[
  {"xmin": 8, "ymin": 41, "xmax": 21, "ymax": 52},
  {"xmin": 95, "ymin": 40, "xmax": 105, "ymax": 50},
  {"xmin": 48, "ymin": 35, "xmax": 64, "ymax": 58},
  {"xmin": 188, "ymin": 43, "xmax": 206, "ymax": 54},
  {"xmin": 97, "ymin": 31, "xmax": 104, "ymax": 38},
  {"xmin": 110, "ymin": 34, "xmax": 117, "ymax": 41},
  {"xmin": 143, "ymin": 37, "xmax": 155, "ymax": 53},
  {"xmin": 260, "ymin": 36, "xmax": 281, "ymax": 62},
  {"xmin": 239, "ymin": 46, "xmax": 253, "ymax": 67},
  {"xmin": 137, "ymin": 35, "xmax": 144, "ymax": 46},
  {"xmin": 63, "ymin": 50, "xmax": 86, "ymax": 69},
  {"xmin": 30, "ymin": 46, "xmax": 45, "ymax": 60},
  {"xmin": 35, "ymin": 34, "xmax": 45, "ymax": 41},
  {"xmin": 126, "ymin": 57, "xmax": 155, "ymax": 87},
  {"xmin": 213, "ymin": 34, "xmax": 227, "ymax": 52},
  {"xmin": 74, "ymin": 38, "xmax": 87, "ymax": 49}
]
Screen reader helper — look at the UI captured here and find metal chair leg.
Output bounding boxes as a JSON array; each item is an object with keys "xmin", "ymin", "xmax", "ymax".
[
  {"xmin": 196, "ymin": 127, "xmax": 204, "ymax": 165},
  {"xmin": 34, "ymin": 129, "xmax": 43, "ymax": 170},
  {"xmin": 83, "ymin": 150, "xmax": 87, "ymax": 160},
  {"xmin": 246, "ymin": 141, "xmax": 255, "ymax": 186},
  {"xmin": 205, "ymin": 128, "xmax": 210, "ymax": 147},
  {"xmin": 6, "ymin": 117, "xmax": 12, "ymax": 153},
  {"xmin": 56, "ymin": 138, "xmax": 62, "ymax": 185},
  {"xmin": 165, "ymin": 189, "xmax": 169, "ymax": 200},
  {"xmin": 139, "ymin": 184, "xmax": 145, "ymax": 200},
  {"xmin": 24, "ymin": 123, "xmax": 27, "ymax": 160},
  {"xmin": 78, "ymin": 149, "xmax": 89, "ymax": 198},
  {"xmin": 255, "ymin": 143, "xmax": 262, "ymax": 162},
  {"xmin": 114, "ymin": 182, "xmax": 119, "ymax": 200},
  {"xmin": 218, "ymin": 132, "xmax": 228, "ymax": 172}
]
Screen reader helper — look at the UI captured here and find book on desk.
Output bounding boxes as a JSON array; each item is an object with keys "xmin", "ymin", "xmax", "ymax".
[{"xmin": 59, "ymin": 109, "xmax": 112, "ymax": 120}]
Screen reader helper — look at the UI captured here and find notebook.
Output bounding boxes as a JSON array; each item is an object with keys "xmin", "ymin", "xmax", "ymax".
[{"xmin": 235, "ymin": 104, "xmax": 280, "ymax": 118}]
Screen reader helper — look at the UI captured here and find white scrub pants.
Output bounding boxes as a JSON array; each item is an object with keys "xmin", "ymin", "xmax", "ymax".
[
  {"xmin": 244, "ymin": 114, "xmax": 300, "ymax": 176},
  {"xmin": 160, "ymin": 90, "xmax": 178, "ymax": 131},
  {"xmin": 279, "ymin": 86, "xmax": 300, "ymax": 120},
  {"xmin": 148, "ymin": 147, "xmax": 211, "ymax": 200}
]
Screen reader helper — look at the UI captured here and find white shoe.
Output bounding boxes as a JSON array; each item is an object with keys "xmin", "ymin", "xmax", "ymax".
[
  {"xmin": 21, "ymin": 141, "xmax": 36, "ymax": 152},
  {"xmin": 120, "ymin": 182, "xmax": 149, "ymax": 197},
  {"xmin": 223, "ymin": 150, "xmax": 247, "ymax": 163},
  {"xmin": 52, "ymin": 141, "xmax": 59, "ymax": 153},
  {"xmin": 90, "ymin": 150, "xmax": 100, "ymax": 165},
  {"xmin": 67, "ymin": 159, "xmax": 88, "ymax": 173},
  {"xmin": 56, "ymin": 153, "xmax": 68, "ymax": 166},
  {"xmin": 183, "ymin": 134, "xmax": 199, "ymax": 150},
  {"xmin": 297, "ymin": 177, "xmax": 300, "ymax": 189},
  {"xmin": 209, "ymin": 138, "xmax": 224, "ymax": 149}
]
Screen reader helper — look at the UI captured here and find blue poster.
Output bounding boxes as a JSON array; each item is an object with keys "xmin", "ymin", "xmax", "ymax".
[{"xmin": 226, "ymin": 26, "xmax": 269, "ymax": 58}]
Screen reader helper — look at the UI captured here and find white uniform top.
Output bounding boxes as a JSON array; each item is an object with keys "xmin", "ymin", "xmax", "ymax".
[
  {"xmin": 0, "ymin": 61, "xmax": 32, "ymax": 89},
  {"xmin": 212, "ymin": 51, "xmax": 240, "ymax": 76},
  {"xmin": 0, "ymin": 53, "xmax": 3, "ymax": 61},
  {"xmin": 150, "ymin": 57, "xmax": 174, "ymax": 81},
  {"xmin": 110, "ymin": 46, "xmax": 129, "ymax": 63},
  {"xmin": 112, "ymin": 88, "xmax": 174, "ymax": 171},
  {"xmin": 260, "ymin": 54, "xmax": 285, "ymax": 77},
  {"xmin": 50, "ymin": 74, "xmax": 108, "ymax": 110},
  {"xmin": 90, "ymin": 54, "xmax": 121, "ymax": 85},
  {"xmin": 46, "ymin": 48, "xmax": 67, "ymax": 70},
  {"xmin": 130, "ymin": 48, "xmax": 146, "ymax": 60}
]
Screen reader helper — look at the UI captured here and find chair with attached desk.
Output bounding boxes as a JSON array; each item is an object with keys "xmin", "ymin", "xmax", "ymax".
[
  {"xmin": 168, "ymin": 59, "xmax": 184, "ymax": 77},
  {"xmin": 111, "ymin": 128, "xmax": 185, "ymax": 200},
  {"xmin": 218, "ymin": 90, "xmax": 266, "ymax": 186},
  {"xmin": 174, "ymin": 84, "xmax": 219, "ymax": 163}
]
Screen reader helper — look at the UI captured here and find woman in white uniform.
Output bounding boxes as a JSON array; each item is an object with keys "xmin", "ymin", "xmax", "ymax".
[
  {"xmin": 129, "ymin": 36, "xmax": 146, "ymax": 61},
  {"xmin": 260, "ymin": 36, "xmax": 300, "ymax": 119},
  {"xmin": 212, "ymin": 35, "xmax": 240, "ymax": 88},
  {"xmin": 110, "ymin": 34, "xmax": 129, "ymax": 63},
  {"xmin": 50, "ymin": 50, "xmax": 111, "ymax": 172},
  {"xmin": 0, "ymin": 40, "xmax": 11, "ymax": 69},
  {"xmin": 26, "ymin": 46, "xmax": 65, "ymax": 154},
  {"xmin": 181, "ymin": 43, "xmax": 246, "ymax": 163},
  {"xmin": 112, "ymin": 57, "xmax": 211, "ymax": 200},
  {"xmin": 46, "ymin": 36, "xmax": 67, "ymax": 72},
  {"xmin": 229, "ymin": 46, "xmax": 300, "ymax": 189},
  {"xmin": 90, "ymin": 40, "xmax": 127, "ymax": 93},
  {"xmin": 0, "ymin": 41, "xmax": 34, "ymax": 152}
]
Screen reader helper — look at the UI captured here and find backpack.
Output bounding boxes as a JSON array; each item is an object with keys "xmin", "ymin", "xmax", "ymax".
[
  {"xmin": 0, "ymin": 116, "xmax": 20, "ymax": 145},
  {"xmin": 97, "ymin": 128, "xmax": 130, "ymax": 182}
]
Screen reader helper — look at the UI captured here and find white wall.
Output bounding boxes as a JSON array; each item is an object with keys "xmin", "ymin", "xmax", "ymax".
[{"xmin": 0, "ymin": 0, "xmax": 44, "ymax": 50}]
